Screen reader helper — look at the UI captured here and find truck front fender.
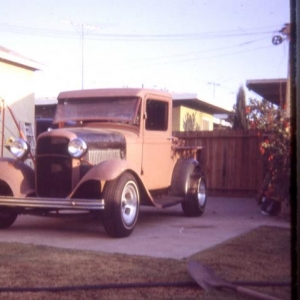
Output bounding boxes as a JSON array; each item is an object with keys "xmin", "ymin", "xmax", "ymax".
[
  {"xmin": 81, "ymin": 159, "xmax": 140, "ymax": 182},
  {"xmin": 0, "ymin": 158, "xmax": 35, "ymax": 197},
  {"xmin": 70, "ymin": 159, "xmax": 145, "ymax": 196}
]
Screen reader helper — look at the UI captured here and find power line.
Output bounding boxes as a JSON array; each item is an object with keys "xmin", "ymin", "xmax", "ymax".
[
  {"xmin": 1, "ymin": 22, "xmax": 287, "ymax": 90},
  {"xmin": 128, "ymin": 44, "xmax": 276, "ymax": 69},
  {"xmin": 127, "ymin": 37, "xmax": 269, "ymax": 64},
  {"xmin": 0, "ymin": 23, "xmax": 284, "ymax": 41}
]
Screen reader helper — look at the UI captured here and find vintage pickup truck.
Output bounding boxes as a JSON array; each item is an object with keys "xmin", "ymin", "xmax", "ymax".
[{"xmin": 0, "ymin": 88, "xmax": 207, "ymax": 237}]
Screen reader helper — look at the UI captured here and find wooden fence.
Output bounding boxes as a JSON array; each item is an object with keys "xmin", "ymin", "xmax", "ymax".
[{"xmin": 173, "ymin": 130, "xmax": 264, "ymax": 197}]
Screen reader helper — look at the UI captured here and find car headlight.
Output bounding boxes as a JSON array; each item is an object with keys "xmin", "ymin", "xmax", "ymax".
[
  {"xmin": 10, "ymin": 138, "xmax": 30, "ymax": 159},
  {"xmin": 68, "ymin": 138, "xmax": 87, "ymax": 158}
]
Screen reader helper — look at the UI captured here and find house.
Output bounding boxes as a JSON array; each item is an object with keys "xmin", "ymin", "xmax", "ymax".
[
  {"xmin": 172, "ymin": 93, "xmax": 230, "ymax": 131},
  {"xmin": 0, "ymin": 46, "xmax": 41, "ymax": 161}
]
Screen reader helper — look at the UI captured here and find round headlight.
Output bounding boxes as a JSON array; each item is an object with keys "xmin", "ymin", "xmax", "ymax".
[
  {"xmin": 10, "ymin": 138, "xmax": 30, "ymax": 159},
  {"xmin": 68, "ymin": 138, "xmax": 87, "ymax": 158}
]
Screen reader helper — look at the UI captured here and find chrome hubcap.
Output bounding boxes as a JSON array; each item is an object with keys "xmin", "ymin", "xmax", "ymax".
[
  {"xmin": 197, "ymin": 179, "xmax": 206, "ymax": 207},
  {"xmin": 121, "ymin": 181, "xmax": 139, "ymax": 227}
]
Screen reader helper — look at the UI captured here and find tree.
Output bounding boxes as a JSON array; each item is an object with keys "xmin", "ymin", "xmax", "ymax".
[
  {"xmin": 231, "ymin": 86, "xmax": 248, "ymax": 130},
  {"xmin": 183, "ymin": 111, "xmax": 200, "ymax": 131}
]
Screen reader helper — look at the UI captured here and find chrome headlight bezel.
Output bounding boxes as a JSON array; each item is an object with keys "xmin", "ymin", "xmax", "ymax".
[
  {"xmin": 10, "ymin": 138, "xmax": 30, "ymax": 160},
  {"xmin": 68, "ymin": 138, "xmax": 87, "ymax": 158}
]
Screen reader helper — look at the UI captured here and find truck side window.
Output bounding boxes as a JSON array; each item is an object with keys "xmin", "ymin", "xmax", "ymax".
[{"xmin": 145, "ymin": 99, "xmax": 168, "ymax": 131}]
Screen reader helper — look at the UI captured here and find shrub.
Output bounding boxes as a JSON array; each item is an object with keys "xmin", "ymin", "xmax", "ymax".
[{"xmin": 247, "ymin": 98, "xmax": 290, "ymax": 204}]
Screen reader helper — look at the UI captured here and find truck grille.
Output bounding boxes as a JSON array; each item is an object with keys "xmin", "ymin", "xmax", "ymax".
[
  {"xmin": 36, "ymin": 137, "xmax": 72, "ymax": 198},
  {"xmin": 85, "ymin": 149, "xmax": 122, "ymax": 165}
]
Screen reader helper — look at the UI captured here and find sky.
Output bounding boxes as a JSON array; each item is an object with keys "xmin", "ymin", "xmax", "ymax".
[{"xmin": 0, "ymin": 0, "xmax": 290, "ymax": 110}]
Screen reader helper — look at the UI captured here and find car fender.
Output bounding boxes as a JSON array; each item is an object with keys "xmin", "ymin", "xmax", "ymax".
[
  {"xmin": 170, "ymin": 158, "xmax": 200, "ymax": 197},
  {"xmin": 70, "ymin": 159, "xmax": 154, "ymax": 204},
  {"xmin": 0, "ymin": 158, "xmax": 35, "ymax": 197}
]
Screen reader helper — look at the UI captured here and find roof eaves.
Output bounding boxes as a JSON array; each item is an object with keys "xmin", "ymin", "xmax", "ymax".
[
  {"xmin": 0, "ymin": 46, "xmax": 42, "ymax": 71},
  {"xmin": 172, "ymin": 97, "xmax": 230, "ymax": 114},
  {"xmin": 246, "ymin": 78, "xmax": 287, "ymax": 106}
]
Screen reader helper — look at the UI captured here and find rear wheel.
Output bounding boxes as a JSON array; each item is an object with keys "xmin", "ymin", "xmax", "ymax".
[
  {"xmin": 102, "ymin": 172, "xmax": 140, "ymax": 238},
  {"xmin": 0, "ymin": 207, "xmax": 18, "ymax": 229},
  {"xmin": 182, "ymin": 176, "xmax": 207, "ymax": 217}
]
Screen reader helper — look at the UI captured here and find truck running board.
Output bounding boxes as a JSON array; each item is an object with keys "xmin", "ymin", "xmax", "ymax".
[{"xmin": 152, "ymin": 196, "xmax": 184, "ymax": 208}]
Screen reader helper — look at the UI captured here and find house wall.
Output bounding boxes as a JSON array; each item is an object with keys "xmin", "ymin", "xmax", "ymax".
[
  {"xmin": 172, "ymin": 105, "xmax": 214, "ymax": 131},
  {"xmin": 0, "ymin": 61, "xmax": 35, "ymax": 158}
]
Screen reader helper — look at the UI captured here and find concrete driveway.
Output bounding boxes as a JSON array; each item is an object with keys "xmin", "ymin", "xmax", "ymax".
[{"xmin": 0, "ymin": 197, "xmax": 289, "ymax": 259}]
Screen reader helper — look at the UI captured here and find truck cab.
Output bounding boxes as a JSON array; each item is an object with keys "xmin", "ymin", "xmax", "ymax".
[{"xmin": 0, "ymin": 88, "xmax": 207, "ymax": 238}]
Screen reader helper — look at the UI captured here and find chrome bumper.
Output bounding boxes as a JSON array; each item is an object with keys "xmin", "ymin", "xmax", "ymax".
[{"xmin": 0, "ymin": 196, "xmax": 105, "ymax": 211}]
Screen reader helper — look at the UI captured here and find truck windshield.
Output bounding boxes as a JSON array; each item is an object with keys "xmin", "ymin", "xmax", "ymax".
[{"xmin": 53, "ymin": 97, "xmax": 140, "ymax": 124}]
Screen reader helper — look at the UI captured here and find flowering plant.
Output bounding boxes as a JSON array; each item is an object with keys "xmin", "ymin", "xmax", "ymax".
[{"xmin": 247, "ymin": 98, "xmax": 290, "ymax": 204}]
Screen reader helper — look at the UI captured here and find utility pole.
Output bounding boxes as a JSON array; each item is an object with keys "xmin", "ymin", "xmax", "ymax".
[
  {"xmin": 62, "ymin": 20, "xmax": 101, "ymax": 89},
  {"xmin": 207, "ymin": 82, "xmax": 220, "ymax": 101},
  {"xmin": 0, "ymin": 98, "xmax": 4, "ymax": 157},
  {"xmin": 272, "ymin": 23, "xmax": 290, "ymax": 117},
  {"xmin": 81, "ymin": 24, "xmax": 84, "ymax": 90},
  {"xmin": 281, "ymin": 24, "xmax": 291, "ymax": 118}
]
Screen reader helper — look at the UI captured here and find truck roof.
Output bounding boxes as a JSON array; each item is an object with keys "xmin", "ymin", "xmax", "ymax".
[{"xmin": 57, "ymin": 88, "xmax": 171, "ymax": 100}]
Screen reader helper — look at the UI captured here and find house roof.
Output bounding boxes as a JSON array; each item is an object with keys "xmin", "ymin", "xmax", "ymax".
[
  {"xmin": 246, "ymin": 78, "xmax": 287, "ymax": 107},
  {"xmin": 172, "ymin": 93, "xmax": 230, "ymax": 115},
  {"xmin": 0, "ymin": 45, "xmax": 41, "ymax": 71}
]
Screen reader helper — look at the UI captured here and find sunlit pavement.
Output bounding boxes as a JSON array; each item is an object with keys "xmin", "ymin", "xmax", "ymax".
[{"xmin": 0, "ymin": 197, "xmax": 290, "ymax": 259}]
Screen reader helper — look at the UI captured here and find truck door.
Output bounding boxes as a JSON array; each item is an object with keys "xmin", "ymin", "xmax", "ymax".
[{"xmin": 141, "ymin": 97, "xmax": 174, "ymax": 190}]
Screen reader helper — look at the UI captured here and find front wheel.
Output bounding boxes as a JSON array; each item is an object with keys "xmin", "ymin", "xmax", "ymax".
[
  {"xmin": 182, "ymin": 176, "xmax": 207, "ymax": 217},
  {"xmin": 102, "ymin": 172, "xmax": 140, "ymax": 238},
  {"xmin": 0, "ymin": 207, "xmax": 18, "ymax": 229}
]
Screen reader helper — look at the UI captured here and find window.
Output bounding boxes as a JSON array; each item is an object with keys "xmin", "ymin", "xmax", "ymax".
[
  {"xmin": 145, "ymin": 100, "xmax": 168, "ymax": 131},
  {"xmin": 54, "ymin": 97, "xmax": 140, "ymax": 124}
]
